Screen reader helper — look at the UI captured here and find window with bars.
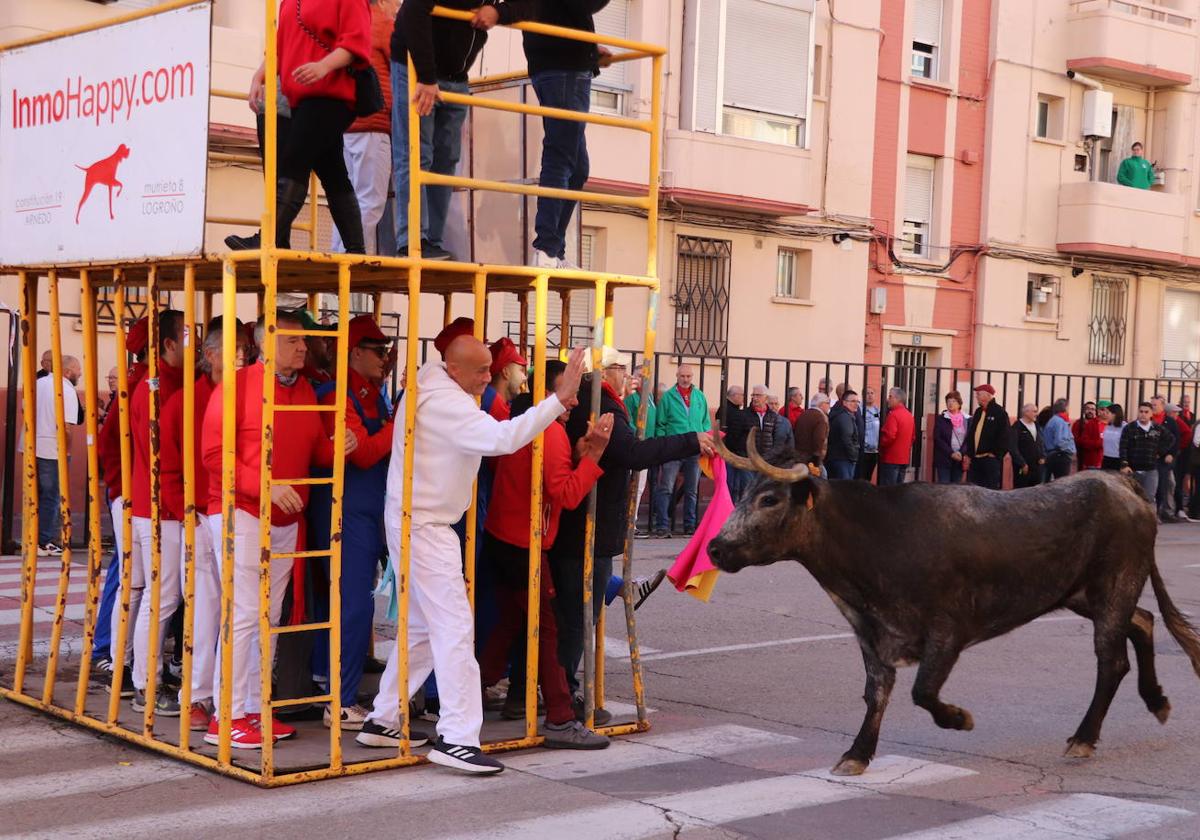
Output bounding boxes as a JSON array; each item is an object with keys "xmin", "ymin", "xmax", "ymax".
[
  {"xmin": 95, "ymin": 285, "xmax": 172, "ymax": 326},
  {"xmin": 673, "ymin": 236, "xmax": 731, "ymax": 356},
  {"xmin": 1088, "ymin": 275, "xmax": 1129, "ymax": 366}
]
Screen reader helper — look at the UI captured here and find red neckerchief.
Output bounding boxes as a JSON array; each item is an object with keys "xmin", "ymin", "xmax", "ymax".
[
  {"xmin": 602, "ymin": 381, "xmax": 629, "ymax": 418},
  {"xmin": 678, "ymin": 385, "xmax": 692, "ymax": 408},
  {"xmin": 1057, "ymin": 411, "xmax": 1070, "ymax": 423},
  {"xmin": 1153, "ymin": 411, "xmax": 1166, "ymax": 425}
]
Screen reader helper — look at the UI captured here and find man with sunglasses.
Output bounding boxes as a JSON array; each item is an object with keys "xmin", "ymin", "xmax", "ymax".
[{"xmin": 313, "ymin": 314, "xmax": 396, "ymax": 731}]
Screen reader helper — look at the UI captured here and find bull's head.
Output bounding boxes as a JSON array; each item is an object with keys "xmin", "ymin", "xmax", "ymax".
[{"xmin": 708, "ymin": 429, "xmax": 816, "ymax": 573}]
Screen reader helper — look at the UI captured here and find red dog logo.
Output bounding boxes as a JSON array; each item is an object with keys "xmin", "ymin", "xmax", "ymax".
[{"xmin": 75, "ymin": 144, "xmax": 131, "ymax": 224}]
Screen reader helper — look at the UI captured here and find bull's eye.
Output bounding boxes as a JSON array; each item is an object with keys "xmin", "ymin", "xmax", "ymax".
[{"xmin": 758, "ymin": 494, "xmax": 779, "ymax": 508}]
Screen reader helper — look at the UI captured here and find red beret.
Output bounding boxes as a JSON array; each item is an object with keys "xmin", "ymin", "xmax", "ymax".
[
  {"xmin": 347, "ymin": 314, "xmax": 388, "ymax": 349},
  {"xmin": 974, "ymin": 383, "xmax": 996, "ymax": 395},
  {"xmin": 433, "ymin": 317, "xmax": 475, "ymax": 356},
  {"xmin": 125, "ymin": 317, "xmax": 149, "ymax": 356},
  {"xmin": 489, "ymin": 337, "xmax": 526, "ymax": 377}
]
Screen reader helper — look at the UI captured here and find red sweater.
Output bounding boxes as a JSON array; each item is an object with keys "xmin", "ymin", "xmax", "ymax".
[
  {"xmin": 160, "ymin": 374, "xmax": 218, "ymax": 520},
  {"xmin": 278, "ymin": 0, "xmax": 372, "ymax": 108},
  {"xmin": 129, "ymin": 362, "xmax": 184, "ymax": 519},
  {"xmin": 201, "ymin": 365, "xmax": 334, "ymax": 526},
  {"xmin": 98, "ymin": 361, "xmax": 147, "ymax": 502},
  {"xmin": 347, "ymin": 2, "xmax": 393, "ymax": 134},
  {"xmin": 879, "ymin": 405, "xmax": 915, "ymax": 466},
  {"xmin": 320, "ymin": 369, "xmax": 393, "ymax": 470},
  {"xmin": 1072, "ymin": 417, "xmax": 1105, "ymax": 469},
  {"xmin": 485, "ymin": 421, "xmax": 602, "ymax": 550}
]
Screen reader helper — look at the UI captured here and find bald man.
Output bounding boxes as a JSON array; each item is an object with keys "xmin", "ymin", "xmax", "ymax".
[{"xmin": 360, "ymin": 337, "xmax": 586, "ymax": 775}]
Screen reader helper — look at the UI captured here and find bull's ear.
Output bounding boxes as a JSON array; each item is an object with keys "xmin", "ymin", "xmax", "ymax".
[{"xmin": 790, "ymin": 479, "xmax": 815, "ymax": 508}]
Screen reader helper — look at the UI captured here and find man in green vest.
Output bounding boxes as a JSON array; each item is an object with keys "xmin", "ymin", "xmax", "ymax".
[
  {"xmin": 1116, "ymin": 142, "xmax": 1156, "ymax": 190},
  {"xmin": 652, "ymin": 365, "xmax": 711, "ymax": 537}
]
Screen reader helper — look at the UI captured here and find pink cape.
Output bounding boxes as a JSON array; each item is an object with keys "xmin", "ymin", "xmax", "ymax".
[{"xmin": 667, "ymin": 455, "xmax": 735, "ymax": 602}]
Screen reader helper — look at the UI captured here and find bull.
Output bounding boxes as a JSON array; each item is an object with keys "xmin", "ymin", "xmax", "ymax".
[{"xmin": 707, "ymin": 430, "xmax": 1200, "ymax": 776}]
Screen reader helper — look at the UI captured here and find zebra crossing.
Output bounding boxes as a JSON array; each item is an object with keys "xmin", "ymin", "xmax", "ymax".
[
  {"xmin": 0, "ymin": 553, "xmax": 94, "ymax": 648},
  {"xmin": 2, "ymin": 716, "xmax": 1192, "ymax": 839}
]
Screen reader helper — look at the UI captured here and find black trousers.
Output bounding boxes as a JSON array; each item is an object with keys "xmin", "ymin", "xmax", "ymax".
[
  {"xmin": 856, "ymin": 452, "xmax": 878, "ymax": 482},
  {"xmin": 1013, "ymin": 467, "xmax": 1042, "ymax": 489},
  {"xmin": 547, "ymin": 546, "xmax": 612, "ymax": 696},
  {"xmin": 280, "ymin": 97, "xmax": 354, "ymax": 193},
  {"xmin": 968, "ymin": 457, "xmax": 1003, "ymax": 490},
  {"xmin": 1046, "ymin": 450, "xmax": 1073, "ymax": 480}
]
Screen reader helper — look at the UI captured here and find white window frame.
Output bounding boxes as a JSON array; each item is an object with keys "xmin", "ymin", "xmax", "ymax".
[
  {"xmin": 775, "ymin": 247, "xmax": 811, "ymax": 300},
  {"xmin": 682, "ymin": 0, "xmax": 815, "ymax": 149},
  {"xmin": 1035, "ymin": 93, "xmax": 1065, "ymax": 141},
  {"xmin": 910, "ymin": 0, "xmax": 943, "ymax": 81},
  {"xmin": 901, "ymin": 154, "xmax": 937, "ymax": 259},
  {"xmin": 590, "ymin": 0, "xmax": 632, "ymax": 115},
  {"xmin": 1026, "ymin": 274, "xmax": 1058, "ymax": 320}
]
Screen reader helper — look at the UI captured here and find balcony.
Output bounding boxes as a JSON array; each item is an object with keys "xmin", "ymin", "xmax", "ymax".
[
  {"xmin": 1066, "ymin": 0, "xmax": 1197, "ymax": 87},
  {"xmin": 1057, "ymin": 180, "xmax": 1187, "ymax": 263}
]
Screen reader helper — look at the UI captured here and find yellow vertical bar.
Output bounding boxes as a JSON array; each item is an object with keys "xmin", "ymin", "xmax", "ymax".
[
  {"xmin": 257, "ymin": 256, "xmax": 278, "ymax": 778},
  {"xmin": 41, "ymin": 270, "xmax": 73, "ymax": 705},
  {"xmin": 373, "ymin": 292, "xmax": 384, "ymax": 321},
  {"xmin": 203, "ymin": 291, "xmax": 214, "ymax": 328},
  {"xmin": 595, "ymin": 610, "xmax": 605, "ymax": 710},
  {"xmin": 107, "ymin": 280, "xmax": 136, "ymax": 724},
  {"xmin": 307, "ymin": 292, "xmax": 319, "ymax": 316},
  {"xmin": 14, "ymin": 272, "xmax": 39, "ymax": 694},
  {"xmin": 560, "ymin": 291, "xmax": 571, "ymax": 359},
  {"xmin": 647, "ymin": 54, "xmax": 664, "ymax": 279},
  {"xmin": 581, "ymin": 278, "xmax": 607, "ymax": 727},
  {"xmin": 142, "ymin": 266, "xmax": 163, "ymax": 736},
  {"xmin": 604, "ymin": 295, "xmax": 614, "ymax": 348},
  {"xmin": 464, "ymin": 272, "xmax": 486, "ymax": 610},
  {"xmin": 75, "ymin": 270, "xmax": 106, "ymax": 714},
  {"xmin": 309, "ymin": 173, "xmax": 319, "ymax": 251},
  {"xmin": 525, "ymin": 275, "xmax": 549, "ymax": 739},
  {"xmin": 217, "ymin": 259, "xmax": 238, "ymax": 766},
  {"xmin": 518, "ymin": 293, "xmax": 529, "ymax": 354},
  {"xmin": 179, "ymin": 265, "xmax": 198, "ymax": 749},
  {"xmin": 263, "ymin": 0, "xmax": 278, "ymax": 252},
  {"xmin": 442, "ymin": 294, "xmax": 452, "ymax": 328},
  {"xmin": 328, "ymin": 262, "xmax": 352, "ymax": 771}
]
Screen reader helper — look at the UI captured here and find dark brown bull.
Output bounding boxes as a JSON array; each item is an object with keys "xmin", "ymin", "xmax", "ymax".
[{"xmin": 707, "ymin": 430, "xmax": 1200, "ymax": 776}]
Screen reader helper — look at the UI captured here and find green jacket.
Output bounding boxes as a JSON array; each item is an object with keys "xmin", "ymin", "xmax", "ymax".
[
  {"xmin": 1116, "ymin": 156, "xmax": 1155, "ymax": 190},
  {"xmin": 625, "ymin": 391, "xmax": 656, "ymax": 438},
  {"xmin": 655, "ymin": 385, "xmax": 711, "ymax": 437}
]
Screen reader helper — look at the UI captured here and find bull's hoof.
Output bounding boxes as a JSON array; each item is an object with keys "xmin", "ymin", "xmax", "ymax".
[
  {"xmin": 1064, "ymin": 740, "xmax": 1095, "ymax": 759},
  {"xmin": 1151, "ymin": 697, "xmax": 1171, "ymax": 724},
  {"xmin": 831, "ymin": 757, "xmax": 868, "ymax": 776},
  {"xmin": 935, "ymin": 705, "xmax": 974, "ymax": 731}
]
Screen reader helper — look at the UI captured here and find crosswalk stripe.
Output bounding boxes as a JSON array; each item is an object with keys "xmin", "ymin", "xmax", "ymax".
[
  {"xmin": 0, "ymin": 603, "xmax": 86, "ymax": 625},
  {"xmin": 603, "ymin": 636, "xmax": 660, "ymax": 658},
  {"xmin": 0, "ymin": 761, "xmax": 203, "ymax": 807},
  {"xmin": 435, "ymin": 755, "xmax": 976, "ymax": 840},
  {"xmin": 883, "ymin": 792, "xmax": 1192, "ymax": 839}
]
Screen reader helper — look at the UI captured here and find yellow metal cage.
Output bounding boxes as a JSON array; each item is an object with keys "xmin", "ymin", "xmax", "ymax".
[{"xmin": 1, "ymin": 0, "xmax": 666, "ymax": 786}]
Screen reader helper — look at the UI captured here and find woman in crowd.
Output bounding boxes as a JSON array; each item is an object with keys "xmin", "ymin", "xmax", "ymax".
[
  {"xmin": 1101, "ymin": 403, "xmax": 1125, "ymax": 471},
  {"xmin": 932, "ymin": 390, "xmax": 967, "ymax": 484}
]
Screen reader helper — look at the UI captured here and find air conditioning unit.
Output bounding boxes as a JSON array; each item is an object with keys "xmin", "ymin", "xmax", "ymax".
[
  {"xmin": 1034, "ymin": 288, "xmax": 1049, "ymax": 304},
  {"xmin": 1081, "ymin": 90, "xmax": 1114, "ymax": 138},
  {"xmin": 869, "ymin": 287, "xmax": 887, "ymax": 315}
]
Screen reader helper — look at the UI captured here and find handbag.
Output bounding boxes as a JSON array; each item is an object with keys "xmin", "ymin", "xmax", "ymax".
[{"xmin": 294, "ymin": 0, "xmax": 385, "ymax": 117}]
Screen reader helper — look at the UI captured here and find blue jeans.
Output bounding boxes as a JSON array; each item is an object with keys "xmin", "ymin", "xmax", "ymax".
[
  {"xmin": 827, "ymin": 459, "xmax": 857, "ymax": 480},
  {"xmin": 653, "ymin": 456, "xmax": 700, "ymax": 532},
  {"xmin": 934, "ymin": 461, "xmax": 963, "ymax": 484},
  {"xmin": 530, "ymin": 70, "xmax": 591, "ymax": 259},
  {"xmin": 92, "ymin": 546, "xmax": 121, "ymax": 657},
  {"xmin": 37, "ymin": 458, "xmax": 60, "ymax": 545},
  {"xmin": 390, "ymin": 62, "xmax": 469, "ymax": 250},
  {"xmin": 878, "ymin": 463, "xmax": 906, "ymax": 486}
]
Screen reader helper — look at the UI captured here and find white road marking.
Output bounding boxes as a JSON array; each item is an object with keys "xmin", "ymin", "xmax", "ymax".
[
  {"xmin": 603, "ymin": 635, "xmax": 660, "ymax": 657},
  {"xmin": 0, "ymin": 761, "xmax": 202, "ymax": 807},
  {"xmin": 883, "ymin": 792, "xmax": 1192, "ymax": 839},
  {"xmin": 600, "ymin": 700, "xmax": 657, "ymax": 717},
  {"xmin": 0, "ymin": 603, "xmax": 86, "ymax": 625}
]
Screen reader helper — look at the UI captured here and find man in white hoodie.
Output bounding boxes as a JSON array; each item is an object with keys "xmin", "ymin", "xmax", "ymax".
[{"xmin": 359, "ymin": 336, "xmax": 586, "ymax": 774}]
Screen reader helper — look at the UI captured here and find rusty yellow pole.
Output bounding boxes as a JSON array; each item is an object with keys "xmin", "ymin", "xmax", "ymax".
[
  {"xmin": 14, "ymin": 272, "xmax": 39, "ymax": 694},
  {"xmin": 518, "ymin": 292, "xmax": 529, "ymax": 354},
  {"xmin": 559, "ymin": 290, "xmax": 571, "ymax": 359},
  {"xmin": 604, "ymin": 294, "xmax": 614, "ymax": 348},
  {"xmin": 142, "ymin": 266, "xmax": 163, "ymax": 736},
  {"xmin": 257, "ymin": 255, "xmax": 278, "ymax": 778},
  {"xmin": 581, "ymin": 278, "xmax": 607, "ymax": 727},
  {"xmin": 107, "ymin": 281, "xmax": 137, "ymax": 725},
  {"xmin": 179, "ymin": 265, "xmax": 198, "ymax": 749},
  {"xmin": 42, "ymin": 270, "xmax": 74, "ymax": 705},
  {"xmin": 75, "ymin": 270, "xmax": 106, "ymax": 715},
  {"xmin": 309, "ymin": 172, "xmax": 319, "ymax": 251},
  {"xmin": 464, "ymin": 272, "xmax": 486, "ymax": 609},
  {"xmin": 525, "ymin": 274, "xmax": 548, "ymax": 739},
  {"xmin": 217, "ymin": 259, "xmax": 239, "ymax": 766},
  {"xmin": 442, "ymin": 294, "xmax": 453, "ymax": 328},
  {"xmin": 373, "ymin": 291, "xmax": 383, "ymax": 321},
  {"xmin": 203, "ymin": 291, "xmax": 214, "ymax": 329},
  {"xmin": 328, "ymin": 262, "xmax": 353, "ymax": 770}
]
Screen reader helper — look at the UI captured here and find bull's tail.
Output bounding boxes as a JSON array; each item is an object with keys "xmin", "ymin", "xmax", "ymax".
[{"xmin": 1149, "ymin": 564, "xmax": 1200, "ymax": 679}]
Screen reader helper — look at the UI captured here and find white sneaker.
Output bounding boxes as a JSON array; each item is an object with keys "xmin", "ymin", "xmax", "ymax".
[
  {"xmin": 530, "ymin": 249, "xmax": 558, "ymax": 270},
  {"xmin": 324, "ymin": 703, "xmax": 370, "ymax": 731}
]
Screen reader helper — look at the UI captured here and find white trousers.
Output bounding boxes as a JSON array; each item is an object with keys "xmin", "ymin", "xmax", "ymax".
[
  {"xmin": 186, "ymin": 513, "xmax": 221, "ymax": 703},
  {"xmin": 131, "ymin": 516, "xmax": 182, "ymax": 691},
  {"xmin": 369, "ymin": 522, "xmax": 482, "ymax": 747},
  {"xmin": 330, "ymin": 131, "xmax": 392, "ymax": 255},
  {"xmin": 108, "ymin": 497, "xmax": 141, "ymax": 663},
  {"xmin": 210, "ymin": 510, "xmax": 297, "ymax": 720}
]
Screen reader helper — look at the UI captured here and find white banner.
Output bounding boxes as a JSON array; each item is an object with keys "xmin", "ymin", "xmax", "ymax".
[{"xmin": 0, "ymin": 2, "xmax": 212, "ymax": 265}]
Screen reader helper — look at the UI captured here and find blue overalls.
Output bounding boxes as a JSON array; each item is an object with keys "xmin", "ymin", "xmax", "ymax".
[{"xmin": 311, "ymin": 383, "xmax": 391, "ymax": 707}]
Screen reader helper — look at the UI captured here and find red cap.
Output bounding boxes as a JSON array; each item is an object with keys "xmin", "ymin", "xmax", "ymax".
[
  {"xmin": 488, "ymin": 337, "xmax": 526, "ymax": 377},
  {"xmin": 126, "ymin": 317, "xmax": 149, "ymax": 356},
  {"xmin": 347, "ymin": 314, "xmax": 388, "ymax": 348},
  {"xmin": 434, "ymin": 317, "xmax": 475, "ymax": 356},
  {"xmin": 974, "ymin": 383, "xmax": 996, "ymax": 395}
]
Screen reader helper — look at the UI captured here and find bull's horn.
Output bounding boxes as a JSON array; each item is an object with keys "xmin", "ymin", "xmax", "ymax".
[
  {"xmin": 747, "ymin": 428, "xmax": 811, "ymax": 483},
  {"xmin": 711, "ymin": 426, "xmax": 754, "ymax": 471}
]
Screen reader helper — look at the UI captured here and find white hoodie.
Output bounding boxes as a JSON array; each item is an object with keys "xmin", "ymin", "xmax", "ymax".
[{"xmin": 384, "ymin": 360, "xmax": 564, "ymax": 528}]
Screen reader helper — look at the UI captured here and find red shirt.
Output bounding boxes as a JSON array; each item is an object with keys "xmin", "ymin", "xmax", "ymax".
[
  {"xmin": 1176, "ymin": 417, "xmax": 1193, "ymax": 453},
  {"xmin": 97, "ymin": 361, "xmax": 147, "ymax": 502},
  {"xmin": 678, "ymin": 386, "xmax": 692, "ymax": 409},
  {"xmin": 879, "ymin": 405, "xmax": 915, "ymax": 466},
  {"xmin": 278, "ymin": 0, "xmax": 372, "ymax": 108},
  {"xmin": 346, "ymin": 2, "xmax": 393, "ymax": 134},
  {"xmin": 488, "ymin": 394, "xmax": 510, "ymax": 421},
  {"xmin": 486, "ymin": 421, "xmax": 602, "ymax": 550},
  {"xmin": 130, "ymin": 362, "xmax": 184, "ymax": 519},
  {"xmin": 1072, "ymin": 416, "xmax": 1105, "ymax": 469},
  {"xmin": 201, "ymin": 365, "xmax": 334, "ymax": 526},
  {"xmin": 320, "ymin": 368, "xmax": 393, "ymax": 470},
  {"xmin": 160, "ymin": 374, "xmax": 218, "ymax": 520},
  {"xmin": 784, "ymin": 403, "xmax": 803, "ymax": 426}
]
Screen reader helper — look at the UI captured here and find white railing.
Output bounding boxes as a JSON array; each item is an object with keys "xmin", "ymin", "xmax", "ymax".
[{"xmin": 1068, "ymin": 0, "xmax": 1197, "ymax": 28}]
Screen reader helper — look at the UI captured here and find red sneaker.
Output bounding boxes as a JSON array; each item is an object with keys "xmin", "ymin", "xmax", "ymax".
[
  {"xmin": 203, "ymin": 717, "xmax": 263, "ymax": 750},
  {"xmin": 246, "ymin": 713, "xmax": 296, "ymax": 741},
  {"xmin": 188, "ymin": 702, "xmax": 211, "ymax": 732}
]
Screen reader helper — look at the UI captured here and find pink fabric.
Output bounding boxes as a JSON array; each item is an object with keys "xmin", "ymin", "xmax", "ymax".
[{"xmin": 668, "ymin": 456, "xmax": 735, "ymax": 600}]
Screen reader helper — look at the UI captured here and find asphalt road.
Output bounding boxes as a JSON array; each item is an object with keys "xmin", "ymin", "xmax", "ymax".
[{"xmin": 3, "ymin": 525, "xmax": 1200, "ymax": 839}]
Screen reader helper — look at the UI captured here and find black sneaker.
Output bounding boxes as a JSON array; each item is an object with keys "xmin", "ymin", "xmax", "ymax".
[
  {"xmin": 363, "ymin": 656, "xmax": 387, "ymax": 675},
  {"xmin": 355, "ymin": 718, "xmax": 430, "ymax": 749},
  {"xmin": 91, "ymin": 655, "xmax": 114, "ymax": 681},
  {"xmin": 398, "ymin": 241, "xmax": 452, "ymax": 261},
  {"xmin": 224, "ymin": 231, "xmax": 261, "ymax": 251},
  {"xmin": 160, "ymin": 665, "xmax": 182, "ymax": 692},
  {"xmin": 119, "ymin": 670, "xmax": 136, "ymax": 698},
  {"xmin": 631, "ymin": 569, "xmax": 667, "ymax": 610},
  {"xmin": 131, "ymin": 689, "xmax": 180, "ymax": 717},
  {"xmin": 500, "ymin": 688, "xmax": 544, "ymax": 720},
  {"xmin": 428, "ymin": 738, "xmax": 504, "ymax": 775},
  {"xmin": 651, "ymin": 529, "xmax": 671, "ymax": 539},
  {"xmin": 572, "ymin": 694, "xmax": 613, "ymax": 727}
]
